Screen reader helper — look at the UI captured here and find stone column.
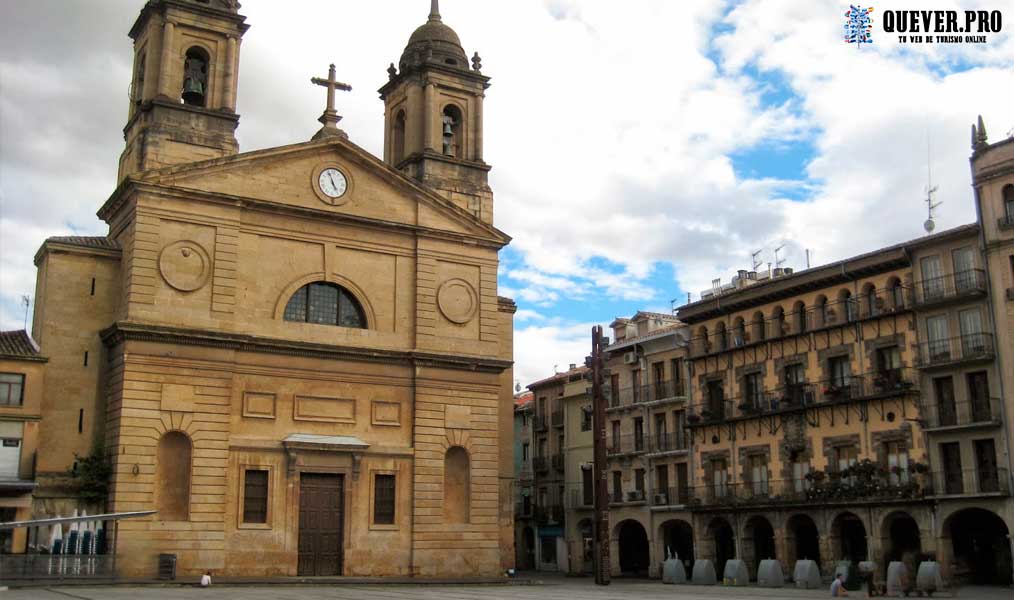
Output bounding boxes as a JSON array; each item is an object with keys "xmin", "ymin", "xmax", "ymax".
[
  {"xmin": 222, "ymin": 35, "xmax": 237, "ymax": 111},
  {"xmin": 158, "ymin": 19, "xmax": 175, "ymax": 98},
  {"xmin": 423, "ymin": 82, "xmax": 435, "ymax": 151},
  {"xmin": 473, "ymin": 93, "xmax": 483, "ymax": 161}
]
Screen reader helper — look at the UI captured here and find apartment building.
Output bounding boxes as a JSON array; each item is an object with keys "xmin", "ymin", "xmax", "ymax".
[
  {"xmin": 599, "ymin": 312, "xmax": 695, "ymax": 578},
  {"xmin": 514, "ymin": 391, "xmax": 535, "ymax": 569},
  {"xmin": 523, "ymin": 366, "xmax": 587, "ymax": 571}
]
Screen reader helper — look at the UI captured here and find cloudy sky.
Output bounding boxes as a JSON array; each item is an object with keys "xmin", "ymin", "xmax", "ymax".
[{"xmin": 1, "ymin": 1, "xmax": 1013, "ymax": 387}]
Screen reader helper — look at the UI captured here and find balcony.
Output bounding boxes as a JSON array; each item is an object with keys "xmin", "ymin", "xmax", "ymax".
[
  {"xmin": 915, "ymin": 333, "xmax": 995, "ymax": 369},
  {"xmin": 913, "ymin": 269, "xmax": 987, "ymax": 308},
  {"xmin": 551, "ymin": 453, "xmax": 565, "ymax": 472},
  {"xmin": 688, "ymin": 369, "xmax": 918, "ymax": 426},
  {"xmin": 550, "ymin": 504, "xmax": 566, "ymax": 524},
  {"xmin": 533, "ymin": 456, "xmax": 549, "ymax": 473},
  {"xmin": 534, "ymin": 415, "xmax": 548, "ymax": 432},
  {"xmin": 518, "ymin": 467, "xmax": 534, "ymax": 485},
  {"xmin": 998, "ymin": 214, "xmax": 1014, "ymax": 231},
  {"xmin": 608, "ymin": 379, "xmax": 686, "ymax": 409},
  {"xmin": 931, "ymin": 468, "xmax": 1009, "ymax": 496},
  {"xmin": 647, "ymin": 432, "xmax": 689, "ymax": 454},
  {"xmin": 687, "ymin": 292, "xmax": 912, "ymax": 358},
  {"xmin": 625, "ymin": 489, "xmax": 646, "ymax": 503},
  {"xmin": 691, "ymin": 472, "xmax": 930, "ymax": 508},
  {"xmin": 922, "ymin": 396, "xmax": 1001, "ymax": 430},
  {"xmin": 607, "ymin": 433, "xmax": 646, "ymax": 456},
  {"xmin": 514, "ymin": 501, "xmax": 533, "ymax": 518},
  {"xmin": 551, "ymin": 410, "xmax": 564, "ymax": 428},
  {"xmin": 651, "ymin": 486, "xmax": 692, "ymax": 506}
]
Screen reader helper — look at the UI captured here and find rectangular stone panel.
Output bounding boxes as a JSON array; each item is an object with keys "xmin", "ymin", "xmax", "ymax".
[
  {"xmin": 445, "ymin": 405, "xmax": 471, "ymax": 429},
  {"xmin": 371, "ymin": 401, "xmax": 401, "ymax": 426},
  {"xmin": 242, "ymin": 392, "xmax": 276, "ymax": 419},
  {"xmin": 294, "ymin": 395, "xmax": 355, "ymax": 423}
]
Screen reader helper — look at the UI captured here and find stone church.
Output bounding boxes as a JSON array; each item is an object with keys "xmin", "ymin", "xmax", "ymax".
[{"xmin": 27, "ymin": 0, "xmax": 516, "ymax": 578}]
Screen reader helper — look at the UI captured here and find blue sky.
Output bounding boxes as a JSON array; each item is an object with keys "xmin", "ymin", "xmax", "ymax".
[{"xmin": 2, "ymin": 0, "xmax": 1013, "ymax": 387}]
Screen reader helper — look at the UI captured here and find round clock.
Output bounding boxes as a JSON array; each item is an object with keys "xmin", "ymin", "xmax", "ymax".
[{"xmin": 317, "ymin": 167, "xmax": 348, "ymax": 200}]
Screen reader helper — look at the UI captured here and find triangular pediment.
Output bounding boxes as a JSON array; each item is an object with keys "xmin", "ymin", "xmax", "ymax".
[{"xmin": 130, "ymin": 137, "xmax": 508, "ymax": 245}]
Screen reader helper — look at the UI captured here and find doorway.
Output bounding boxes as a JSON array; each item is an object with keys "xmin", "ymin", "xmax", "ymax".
[{"xmin": 298, "ymin": 473, "xmax": 344, "ymax": 576}]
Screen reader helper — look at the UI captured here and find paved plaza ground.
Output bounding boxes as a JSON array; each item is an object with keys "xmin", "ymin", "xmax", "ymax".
[{"xmin": 3, "ymin": 577, "xmax": 1011, "ymax": 600}]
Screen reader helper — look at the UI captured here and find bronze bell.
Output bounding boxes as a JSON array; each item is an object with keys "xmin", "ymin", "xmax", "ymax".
[
  {"xmin": 442, "ymin": 120, "xmax": 453, "ymax": 136},
  {"xmin": 182, "ymin": 76, "xmax": 204, "ymax": 105}
]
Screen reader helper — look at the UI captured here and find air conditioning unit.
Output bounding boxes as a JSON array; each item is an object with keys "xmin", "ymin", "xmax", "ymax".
[
  {"xmin": 623, "ymin": 352, "xmax": 638, "ymax": 365},
  {"xmin": 627, "ymin": 490, "xmax": 645, "ymax": 502},
  {"xmin": 653, "ymin": 493, "xmax": 668, "ymax": 505}
]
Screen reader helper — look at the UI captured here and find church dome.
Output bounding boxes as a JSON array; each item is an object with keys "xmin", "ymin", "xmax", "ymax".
[{"xmin": 399, "ymin": 3, "xmax": 468, "ymax": 70}]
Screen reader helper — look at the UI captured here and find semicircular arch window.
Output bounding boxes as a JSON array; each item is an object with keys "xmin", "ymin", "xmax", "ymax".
[{"xmin": 283, "ymin": 282, "xmax": 367, "ymax": 329}]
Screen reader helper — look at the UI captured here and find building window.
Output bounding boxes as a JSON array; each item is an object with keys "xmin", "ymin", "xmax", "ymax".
[
  {"xmin": 580, "ymin": 406, "xmax": 592, "ymax": 432},
  {"xmin": 392, "ymin": 110, "xmax": 406, "ymax": 163},
  {"xmin": 442, "ymin": 104, "xmax": 463, "ymax": 157},
  {"xmin": 522, "ymin": 442, "xmax": 529, "ymax": 461},
  {"xmin": 612, "ymin": 471, "xmax": 622, "ymax": 502},
  {"xmin": 743, "ymin": 372, "xmax": 763, "ymax": 409},
  {"xmin": 749, "ymin": 454, "xmax": 769, "ymax": 496},
  {"xmin": 634, "ymin": 468, "xmax": 645, "ymax": 493},
  {"xmin": 181, "ymin": 46, "xmax": 209, "ymax": 107},
  {"xmin": 374, "ymin": 474, "xmax": 396, "ymax": 525},
  {"xmin": 242, "ymin": 469, "xmax": 268, "ymax": 524},
  {"xmin": 1004, "ymin": 184, "xmax": 1014, "ymax": 220},
  {"xmin": 283, "ymin": 282, "xmax": 366, "ymax": 328},
  {"xmin": 631, "ymin": 369, "xmax": 641, "ymax": 403},
  {"xmin": 828, "ymin": 355, "xmax": 850, "ymax": 389},
  {"xmin": 443, "ymin": 446, "xmax": 470, "ymax": 524},
  {"xmin": 156, "ymin": 432, "xmax": 191, "ymax": 521},
  {"xmin": 611, "ymin": 420, "xmax": 620, "ymax": 451},
  {"xmin": 633, "ymin": 417, "xmax": 644, "ymax": 451},
  {"xmin": 885, "ymin": 441, "xmax": 909, "ymax": 485},
  {"xmin": 710, "ymin": 458, "xmax": 728, "ymax": 499},
  {"xmin": 0, "ymin": 374, "xmax": 25, "ymax": 407}
]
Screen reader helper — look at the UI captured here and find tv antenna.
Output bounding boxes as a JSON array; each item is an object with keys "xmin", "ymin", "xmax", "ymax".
[
  {"xmin": 923, "ymin": 128, "xmax": 940, "ymax": 234},
  {"xmin": 751, "ymin": 249, "xmax": 763, "ymax": 271},
  {"xmin": 774, "ymin": 244, "xmax": 787, "ymax": 268}
]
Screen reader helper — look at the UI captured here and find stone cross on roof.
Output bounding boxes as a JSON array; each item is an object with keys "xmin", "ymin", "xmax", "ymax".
[{"xmin": 311, "ymin": 63, "xmax": 352, "ymax": 140}]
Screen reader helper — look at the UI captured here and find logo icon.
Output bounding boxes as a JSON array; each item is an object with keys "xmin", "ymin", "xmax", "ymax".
[{"xmin": 844, "ymin": 5, "xmax": 874, "ymax": 44}]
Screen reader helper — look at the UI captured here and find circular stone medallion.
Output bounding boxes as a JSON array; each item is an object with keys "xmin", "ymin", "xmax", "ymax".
[
  {"xmin": 158, "ymin": 240, "xmax": 212, "ymax": 292},
  {"xmin": 437, "ymin": 278, "xmax": 478, "ymax": 324}
]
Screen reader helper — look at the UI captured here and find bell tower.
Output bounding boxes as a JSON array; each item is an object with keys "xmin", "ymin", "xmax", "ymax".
[
  {"xmin": 118, "ymin": 0, "xmax": 249, "ymax": 182},
  {"xmin": 378, "ymin": 0, "xmax": 493, "ymax": 224}
]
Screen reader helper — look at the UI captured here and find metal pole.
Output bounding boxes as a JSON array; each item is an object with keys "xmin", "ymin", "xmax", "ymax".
[{"xmin": 590, "ymin": 325, "xmax": 610, "ymax": 585}]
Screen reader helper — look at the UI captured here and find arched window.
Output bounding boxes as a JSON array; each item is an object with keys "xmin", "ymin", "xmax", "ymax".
[
  {"xmin": 752, "ymin": 311, "xmax": 765, "ymax": 342},
  {"xmin": 1003, "ymin": 184, "xmax": 1014, "ymax": 222},
  {"xmin": 283, "ymin": 282, "xmax": 366, "ymax": 329},
  {"xmin": 696, "ymin": 325, "xmax": 710, "ymax": 354},
  {"xmin": 839, "ymin": 289, "xmax": 856, "ymax": 322},
  {"xmin": 887, "ymin": 277, "xmax": 905, "ymax": 310},
  {"xmin": 442, "ymin": 104, "xmax": 463, "ymax": 158},
  {"xmin": 792, "ymin": 301, "xmax": 807, "ymax": 334},
  {"xmin": 814, "ymin": 295, "xmax": 828, "ymax": 327},
  {"xmin": 733, "ymin": 317, "xmax": 746, "ymax": 346},
  {"xmin": 444, "ymin": 446, "xmax": 470, "ymax": 524},
  {"xmin": 862, "ymin": 283, "xmax": 878, "ymax": 318},
  {"xmin": 715, "ymin": 321, "xmax": 728, "ymax": 351},
  {"xmin": 771, "ymin": 306, "xmax": 786, "ymax": 337},
  {"xmin": 392, "ymin": 110, "xmax": 406, "ymax": 163},
  {"xmin": 156, "ymin": 431, "xmax": 192, "ymax": 521},
  {"xmin": 182, "ymin": 47, "xmax": 210, "ymax": 107}
]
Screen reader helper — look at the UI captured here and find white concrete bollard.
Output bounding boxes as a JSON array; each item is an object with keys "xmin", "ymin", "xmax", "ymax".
[
  {"xmin": 793, "ymin": 559, "xmax": 822, "ymax": 589},
  {"xmin": 757, "ymin": 559, "xmax": 785, "ymax": 587},
  {"xmin": 691, "ymin": 559, "xmax": 717, "ymax": 585},
  {"xmin": 722, "ymin": 559, "xmax": 750, "ymax": 586}
]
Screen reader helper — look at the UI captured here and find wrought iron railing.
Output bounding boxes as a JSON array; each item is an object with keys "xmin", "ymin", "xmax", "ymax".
[
  {"xmin": 0, "ymin": 555, "xmax": 118, "ymax": 581},
  {"xmin": 931, "ymin": 468, "xmax": 1009, "ymax": 496},
  {"xmin": 687, "ymin": 369, "xmax": 918, "ymax": 425},
  {"xmin": 922, "ymin": 396, "xmax": 1001, "ymax": 428},
  {"xmin": 647, "ymin": 432, "xmax": 689, "ymax": 453},
  {"xmin": 913, "ymin": 269, "xmax": 987, "ymax": 306},
  {"xmin": 690, "ymin": 472, "xmax": 930, "ymax": 507},
  {"xmin": 914, "ymin": 333, "xmax": 994, "ymax": 367}
]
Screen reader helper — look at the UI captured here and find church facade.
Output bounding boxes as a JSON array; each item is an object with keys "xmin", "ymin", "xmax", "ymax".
[{"xmin": 27, "ymin": 0, "xmax": 516, "ymax": 578}]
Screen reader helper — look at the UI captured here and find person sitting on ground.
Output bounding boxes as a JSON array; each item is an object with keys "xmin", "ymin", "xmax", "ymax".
[
  {"xmin": 200, "ymin": 570, "xmax": 212, "ymax": 587},
  {"xmin": 831, "ymin": 573, "xmax": 849, "ymax": 597}
]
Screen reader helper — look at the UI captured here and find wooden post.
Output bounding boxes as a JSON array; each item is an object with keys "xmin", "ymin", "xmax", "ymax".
[{"xmin": 589, "ymin": 325, "xmax": 610, "ymax": 585}]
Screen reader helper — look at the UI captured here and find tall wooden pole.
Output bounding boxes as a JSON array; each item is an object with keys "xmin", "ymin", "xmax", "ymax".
[{"xmin": 588, "ymin": 325, "xmax": 610, "ymax": 585}]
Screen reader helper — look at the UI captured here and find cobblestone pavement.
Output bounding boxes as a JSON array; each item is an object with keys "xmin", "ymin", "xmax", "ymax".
[{"xmin": 3, "ymin": 578, "xmax": 1011, "ymax": 600}]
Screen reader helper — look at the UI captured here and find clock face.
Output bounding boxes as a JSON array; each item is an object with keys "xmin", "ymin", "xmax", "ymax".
[{"xmin": 318, "ymin": 167, "xmax": 348, "ymax": 200}]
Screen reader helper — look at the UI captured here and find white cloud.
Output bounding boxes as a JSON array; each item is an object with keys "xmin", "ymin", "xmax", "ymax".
[{"xmin": 1, "ymin": 0, "xmax": 1012, "ymax": 387}]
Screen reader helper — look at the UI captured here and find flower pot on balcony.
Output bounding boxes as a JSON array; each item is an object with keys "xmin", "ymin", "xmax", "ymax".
[{"xmin": 687, "ymin": 414, "xmax": 701, "ymax": 424}]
